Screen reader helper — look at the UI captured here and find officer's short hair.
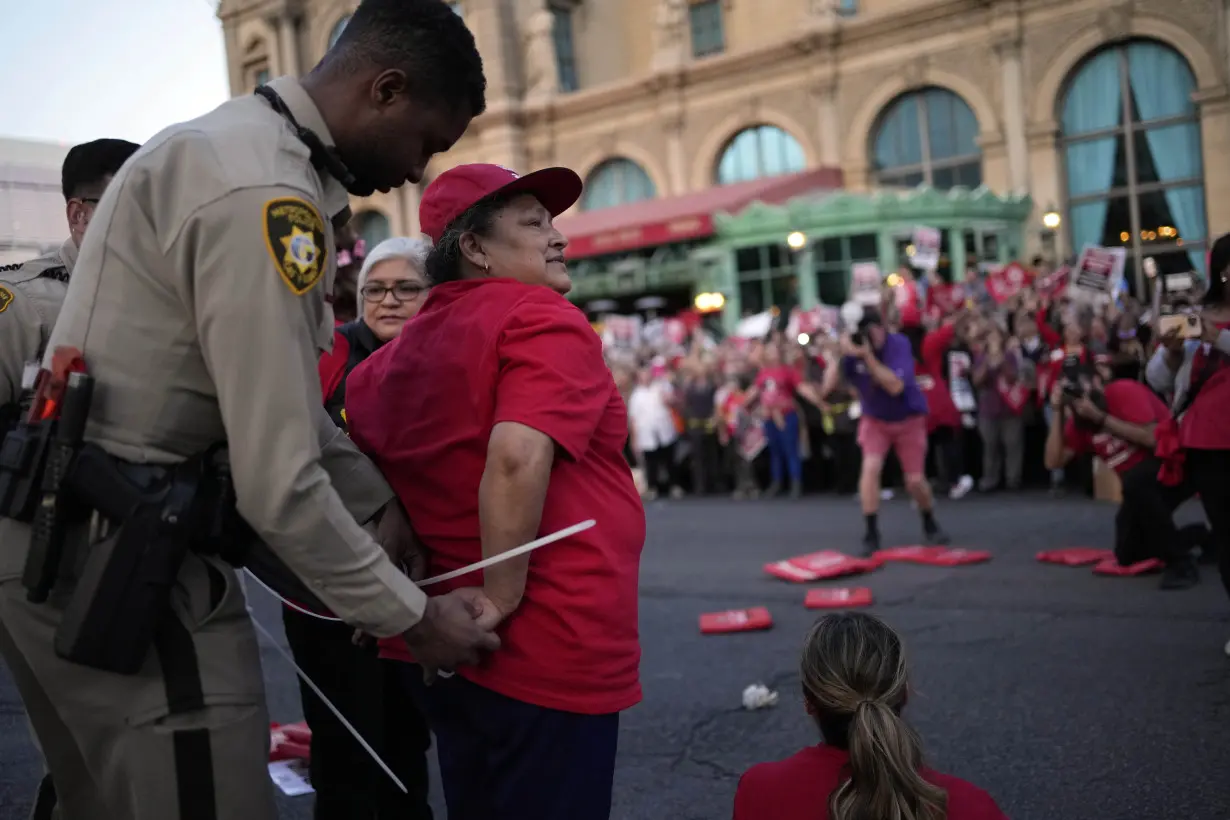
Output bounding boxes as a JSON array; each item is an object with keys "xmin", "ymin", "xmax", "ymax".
[
  {"xmin": 61, "ymin": 139, "xmax": 141, "ymax": 200},
  {"xmin": 356, "ymin": 237, "xmax": 432, "ymax": 312},
  {"xmin": 325, "ymin": 0, "xmax": 486, "ymax": 118}
]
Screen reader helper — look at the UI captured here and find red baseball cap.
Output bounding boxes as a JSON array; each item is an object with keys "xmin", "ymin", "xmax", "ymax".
[{"xmin": 418, "ymin": 163, "xmax": 583, "ymax": 243}]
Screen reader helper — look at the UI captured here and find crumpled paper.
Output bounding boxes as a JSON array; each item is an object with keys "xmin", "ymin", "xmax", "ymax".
[{"xmin": 742, "ymin": 683, "xmax": 778, "ymax": 710}]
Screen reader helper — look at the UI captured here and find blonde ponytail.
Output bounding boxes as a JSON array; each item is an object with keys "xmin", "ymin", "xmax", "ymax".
[
  {"xmin": 829, "ymin": 700, "xmax": 947, "ymax": 820},
  {"xmin": 800, "ymin": 613, "xmax": 948, "ymax": 820}
]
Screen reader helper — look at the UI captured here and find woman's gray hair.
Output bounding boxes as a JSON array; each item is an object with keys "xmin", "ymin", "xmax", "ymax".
[{"xmin": 355, "ymin": 236, "xmax": 433, "ymax": 312}]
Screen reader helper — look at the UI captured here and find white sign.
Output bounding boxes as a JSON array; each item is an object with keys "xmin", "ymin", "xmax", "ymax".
[
  {"xmin": 734, "ymin": 310, "xmax": 774, "ymax": 339},
  {"xmin": 911, "ymin": 226, "xmax": 941, "ymax": 271},
  {"xmin": 850, "ymin": 262, "xmax": 882, "ymax": 307},
  {"xmin": 1068, "ymin": 245, "xmax": 1126, "ymax": 304}
]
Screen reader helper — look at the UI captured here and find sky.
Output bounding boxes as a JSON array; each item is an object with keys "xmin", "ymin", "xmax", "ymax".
[{"xmin": 0, "ymin": 0, "xmax": 230, "ymax": 146}]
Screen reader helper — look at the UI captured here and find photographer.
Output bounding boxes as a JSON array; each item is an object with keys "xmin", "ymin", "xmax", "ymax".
[{"xmin": 1045, "ymin": 360, "xmax": 1199, "ymax": 589}]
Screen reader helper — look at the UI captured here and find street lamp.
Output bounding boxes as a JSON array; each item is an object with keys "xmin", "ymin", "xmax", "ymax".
[
  {"xmin": 1041, "ymin": 206, "xmax": 1062, "ymax": 263},
  {"xmin": 786, "ymin": 231, "xmax": 807, "ymax": 250},
  {"xmin": 694, "ymin": 292, "xmax": 726, "ymax": 313}
]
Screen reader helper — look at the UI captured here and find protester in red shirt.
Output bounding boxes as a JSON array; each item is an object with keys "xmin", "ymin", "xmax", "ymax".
[
  {"xmin": 744, "ymin": 343, "xmax": 818, "ymax": 498},
  {"xmin": 1044, "ymin": 363, "xmax": 1200, "ymax": 589},
  {"xmin": 346, "ymin": 163, "xmax": 646, "ymax": 820},
  {"xmin": 733, "ymin": 612, "xmax": 1008, "ymax": 820}
]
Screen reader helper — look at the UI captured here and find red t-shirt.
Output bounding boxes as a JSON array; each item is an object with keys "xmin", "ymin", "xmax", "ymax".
[
  {"xmin": 1063, "ymin": 380, "xmax": 1170, "ymax": 475},
  {"xmin": 345, "ymin": 278, "xmax": 646, "ymax": 715},
  {"xmin": 757, "ymin": 365, "xmax": 801, "ymax": 413},
  {"xmin": 733, "ymin": 744, "xmax": 1008, "ymax": 820}
]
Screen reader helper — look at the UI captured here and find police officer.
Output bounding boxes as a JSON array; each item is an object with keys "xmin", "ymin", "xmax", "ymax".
[
  {"xmin": 0, "ymin": 137, "xmax": 140, "ymax": 820},
  {"xmin": 0, "ymin": 2, "xmax": 493, "ymax": 818}
]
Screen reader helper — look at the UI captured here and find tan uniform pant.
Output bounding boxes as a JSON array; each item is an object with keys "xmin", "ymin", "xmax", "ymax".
[{"xmin": 0, "ymin": 536, "xmax": 278, "ymax": 820}]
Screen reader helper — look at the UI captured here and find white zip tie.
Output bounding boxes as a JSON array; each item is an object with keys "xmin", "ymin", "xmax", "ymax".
[
  {"xmin": 243, "ymin": 519, "xmax": 596, "ymax": 623},
  {"xmin": 242, "ymin": 518, "xmax": 596, "ymax": 792},
  {"xmin": 242, "ymin": 575, "xmax": 409, "ymax": 794}
]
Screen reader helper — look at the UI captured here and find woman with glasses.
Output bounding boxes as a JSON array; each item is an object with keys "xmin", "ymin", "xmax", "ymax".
[
  {"xmin": 319, "ymin": 237, "xmax": 434, "ymax": 428},
  {"xmin": 284, "ymin": 235, "xmax": 437, "ymax": 820}
]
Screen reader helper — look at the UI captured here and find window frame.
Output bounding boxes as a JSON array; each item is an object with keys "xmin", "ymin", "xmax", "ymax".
[
  {"xmin": 871, "ymin": 88, "xmax": 982, "ymax": 190},
  {"xmin": 1057, "ymin": 40, "xmax": 1207, "ymax": 286},
  {"xmin": 688, "ymin": 0, "xmax": 725, "ymax": 59}
]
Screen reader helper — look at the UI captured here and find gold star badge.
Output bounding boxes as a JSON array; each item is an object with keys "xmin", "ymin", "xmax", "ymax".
[{"xmin": 263, "ymin": 197, "xmax": 328, "ymax": 295}]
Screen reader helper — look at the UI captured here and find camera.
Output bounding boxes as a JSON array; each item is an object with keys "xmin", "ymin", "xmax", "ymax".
[{"xmin": 1061, "ymin": 355, "xmax": 1088, "ymax": 400}]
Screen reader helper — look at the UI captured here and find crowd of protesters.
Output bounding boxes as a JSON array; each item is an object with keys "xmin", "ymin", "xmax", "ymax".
[{"xmin": 607, "ymin": 258, "xmax": 1171, "ymax": 505}]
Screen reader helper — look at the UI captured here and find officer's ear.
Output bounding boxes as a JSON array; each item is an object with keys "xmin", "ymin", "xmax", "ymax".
[
  {"xmin": 65, "ymin": 199, "xmax": 88, "ymax": 238},
  {"xmin": 370, "ymin": 69, "xmax": 409, "ymax": 110}
]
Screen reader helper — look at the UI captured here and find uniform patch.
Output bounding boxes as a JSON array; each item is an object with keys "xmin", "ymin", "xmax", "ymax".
[
  {"xmin": 0, "ymin": 285, "xmax": 12, "ymax": 314},
  {"xmin": 263, "ymin": 197, "xmax": 328, "ymax": 295}
]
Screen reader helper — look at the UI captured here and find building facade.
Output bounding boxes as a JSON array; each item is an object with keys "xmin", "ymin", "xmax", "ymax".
[
  {"xmin": 218, "ymin": 0, "xmax": 1230, "ymax": 313},
  {"xmin": 0, "ymin": 137, "xmax": 71, "ymax": 266}
]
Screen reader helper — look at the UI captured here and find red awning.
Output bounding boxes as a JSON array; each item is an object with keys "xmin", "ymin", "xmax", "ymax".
[{"xmin": 556, "ymin": 167, "xmax": 843, "ymax": 260}]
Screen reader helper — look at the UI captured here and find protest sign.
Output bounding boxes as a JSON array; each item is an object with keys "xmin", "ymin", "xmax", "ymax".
[
  {"xmin": 1068, "ymin": 246, "xmax": 1125, "ymax": 303},
  {"xmin": 850, "ymin": 262, "xmax": 882, "ymax": 306}
]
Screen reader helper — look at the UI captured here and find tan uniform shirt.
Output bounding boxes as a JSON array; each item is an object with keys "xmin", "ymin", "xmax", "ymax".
[
  {"xmin": 0, "ymin": 238, "xmax": 78, "ymax": 408},
  {"xmin": 45, "ymin": 77, "xmax": 426, "ymax": 637}
]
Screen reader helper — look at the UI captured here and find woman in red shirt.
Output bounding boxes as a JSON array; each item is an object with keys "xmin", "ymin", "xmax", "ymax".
[
  {"xmin": 733, "ymin": 612, "xmax": 1009, "ymax": 820},
  {"xmin": 346, "ymin": 164, "xmax": 645, "ymax": 820}
]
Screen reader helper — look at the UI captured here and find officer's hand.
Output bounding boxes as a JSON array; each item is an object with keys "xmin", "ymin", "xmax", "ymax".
[
  {"xmin": 376, "ymin": 500, "xmax": 427, "ymax": 581},
  {"xmin": 403, "ymin": 587, "xmax": 501, "ymax": 679}
]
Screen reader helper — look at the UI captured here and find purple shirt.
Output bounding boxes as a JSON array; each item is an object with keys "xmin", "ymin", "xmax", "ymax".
[{"xmin": 841, "ymin": 332, "xmax": 929, "ymax": 422}]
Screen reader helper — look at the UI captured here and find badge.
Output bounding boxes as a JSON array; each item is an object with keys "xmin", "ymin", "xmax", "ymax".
[
  {"xmin": 0, "ymin": 285, "xmax": 12, "ymax": 314},
  {"xmin": 263, "ymin": 197, "xmax": 328, "ymax": 295}
]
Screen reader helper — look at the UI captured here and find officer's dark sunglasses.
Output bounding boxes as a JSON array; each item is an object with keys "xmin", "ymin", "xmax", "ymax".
[{"xmin": 360, "ymin": 282, "xmax": 429, "ymax": 303}]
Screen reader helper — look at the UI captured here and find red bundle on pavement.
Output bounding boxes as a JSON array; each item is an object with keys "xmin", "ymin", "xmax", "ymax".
[
  {"xmin": 1092, "ymin": 557, "xmax": 1164, "ymax": 576},
  {"xmin": 876, "ymin": 546, "xmax": 991, "ymax": 566},
  {"xmin": 764, "ymin": 551, "xmax": 882, "ymax": 583},
  {"xmin": 1036, "ymin": 547, "xmax": 1115, "ymax": 566},
  {"xmin": 270, "ymin": 722, "xmax": 312, "ymax": 762},
  {"xmin": 804, "ymin": 587, "xmax": 874, "ymax": 609},
  {"xmin": 699, "ymin": 607, "xmax": 774, "ymax": 634}
]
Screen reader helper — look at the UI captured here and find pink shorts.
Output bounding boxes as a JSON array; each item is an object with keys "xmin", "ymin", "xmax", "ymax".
[{"xmin": 857, "ymin": 414, "xmax": 928, "ymax": 476}]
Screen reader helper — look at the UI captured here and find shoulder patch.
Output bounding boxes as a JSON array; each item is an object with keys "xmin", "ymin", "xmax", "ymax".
[
  {"xmin": 262, "ymin": 197, "xmax": 328, "ymax": 295},
  {"xmin": 0, "ymin": 285, "xmax": 12, "ymax": 314}
]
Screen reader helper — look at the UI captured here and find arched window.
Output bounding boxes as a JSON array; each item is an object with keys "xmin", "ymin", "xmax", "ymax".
[
  {"xmin": 580, "ymin": 159, "xmax": 657, "ymax": 211},
  {"xmin": 715, "ymin": 125, "xmax": 806, "ymax": 185},
  {"xmin": 1059, "ymin": 40, "xmax": 1205, "ymax": 284},
  {"xmin": 352, "ymin": 210, "xmax": 391, "ymax": 251},
  {"xmin": 328, "ymin": 15, "xmax": 350, "ymax": 51},
  {"xmin": 871, "ymin": 87, "xmax": 981, "ymax": 189}
]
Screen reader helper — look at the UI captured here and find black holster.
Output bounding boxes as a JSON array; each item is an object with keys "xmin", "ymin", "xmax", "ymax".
[{"xmin": 53, "ymin": 444, "xmax": 199, "ymax": 675}]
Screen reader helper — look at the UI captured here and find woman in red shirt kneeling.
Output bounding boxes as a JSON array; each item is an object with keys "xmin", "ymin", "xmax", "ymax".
[
  {"xmin": 733, "ymin": 612, "xmax": 1008, "ymax": 820},
  {"xmin": 346, "ymin": 164, "xmax": 646, "ymax": 820}
]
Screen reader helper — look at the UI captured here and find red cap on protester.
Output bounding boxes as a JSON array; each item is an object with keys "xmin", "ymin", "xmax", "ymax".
[{"xmin": 418, "ymin": 163, "xmax": 583, "ymax": 243}]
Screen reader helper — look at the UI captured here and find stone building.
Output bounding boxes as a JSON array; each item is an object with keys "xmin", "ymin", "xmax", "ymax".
[
  {"xmin": 218, "ymin": 0, "xmax": 1229, "ymax": 316},
  {"xmin": 0, "ymin": 137, "xmax": 72, "ymax": 266}
]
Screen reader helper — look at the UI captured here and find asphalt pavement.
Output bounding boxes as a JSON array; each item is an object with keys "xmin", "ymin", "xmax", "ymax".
[{"xmin": 2, "ymin": 492, "xmax": 1228, "ymax": 820}]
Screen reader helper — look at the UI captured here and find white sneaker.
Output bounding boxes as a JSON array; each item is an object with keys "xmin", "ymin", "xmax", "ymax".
[
  {"xmin": 949, "ymin": 475, "xmax": 974, "ymax": 500},
  {"xmin": 880, "ymin": 489, "xmax": 895, "ymax": 501}
]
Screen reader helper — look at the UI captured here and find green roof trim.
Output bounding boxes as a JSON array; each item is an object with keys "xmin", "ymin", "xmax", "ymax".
[{"xmin": 714, "ymin": 185, "xmax": 1034, "ymax": 240}]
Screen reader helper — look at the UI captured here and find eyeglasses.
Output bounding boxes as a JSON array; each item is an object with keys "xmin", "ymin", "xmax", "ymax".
[{"xmin": 360, "ymin": 282, "xmax": 429, "ymax": 304}]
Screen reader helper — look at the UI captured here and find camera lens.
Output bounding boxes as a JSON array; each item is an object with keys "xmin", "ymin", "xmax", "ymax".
[{"xmin": 1187, "ymin": 315, "xmax": 1197, "ymax": 326}]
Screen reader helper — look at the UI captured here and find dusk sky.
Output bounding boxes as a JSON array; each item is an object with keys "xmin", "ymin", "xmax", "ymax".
[{"xmin": 0, "ymin": 0, "xmax": 230, "ymax": 146}]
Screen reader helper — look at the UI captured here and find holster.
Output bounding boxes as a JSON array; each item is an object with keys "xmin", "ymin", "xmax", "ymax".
[{"xmin": 53, "ymin": 444, "xmax": 198, "ymax": 675}]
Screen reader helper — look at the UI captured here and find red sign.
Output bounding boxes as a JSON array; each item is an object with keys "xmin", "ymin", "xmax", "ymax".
[
  {"xmin": 985, "ymin": 262, "xmax": 1032, "ymax": 304},
  {"xmin": 925, "ymin": 282, "xmax": 965, "ymax": 320}
]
